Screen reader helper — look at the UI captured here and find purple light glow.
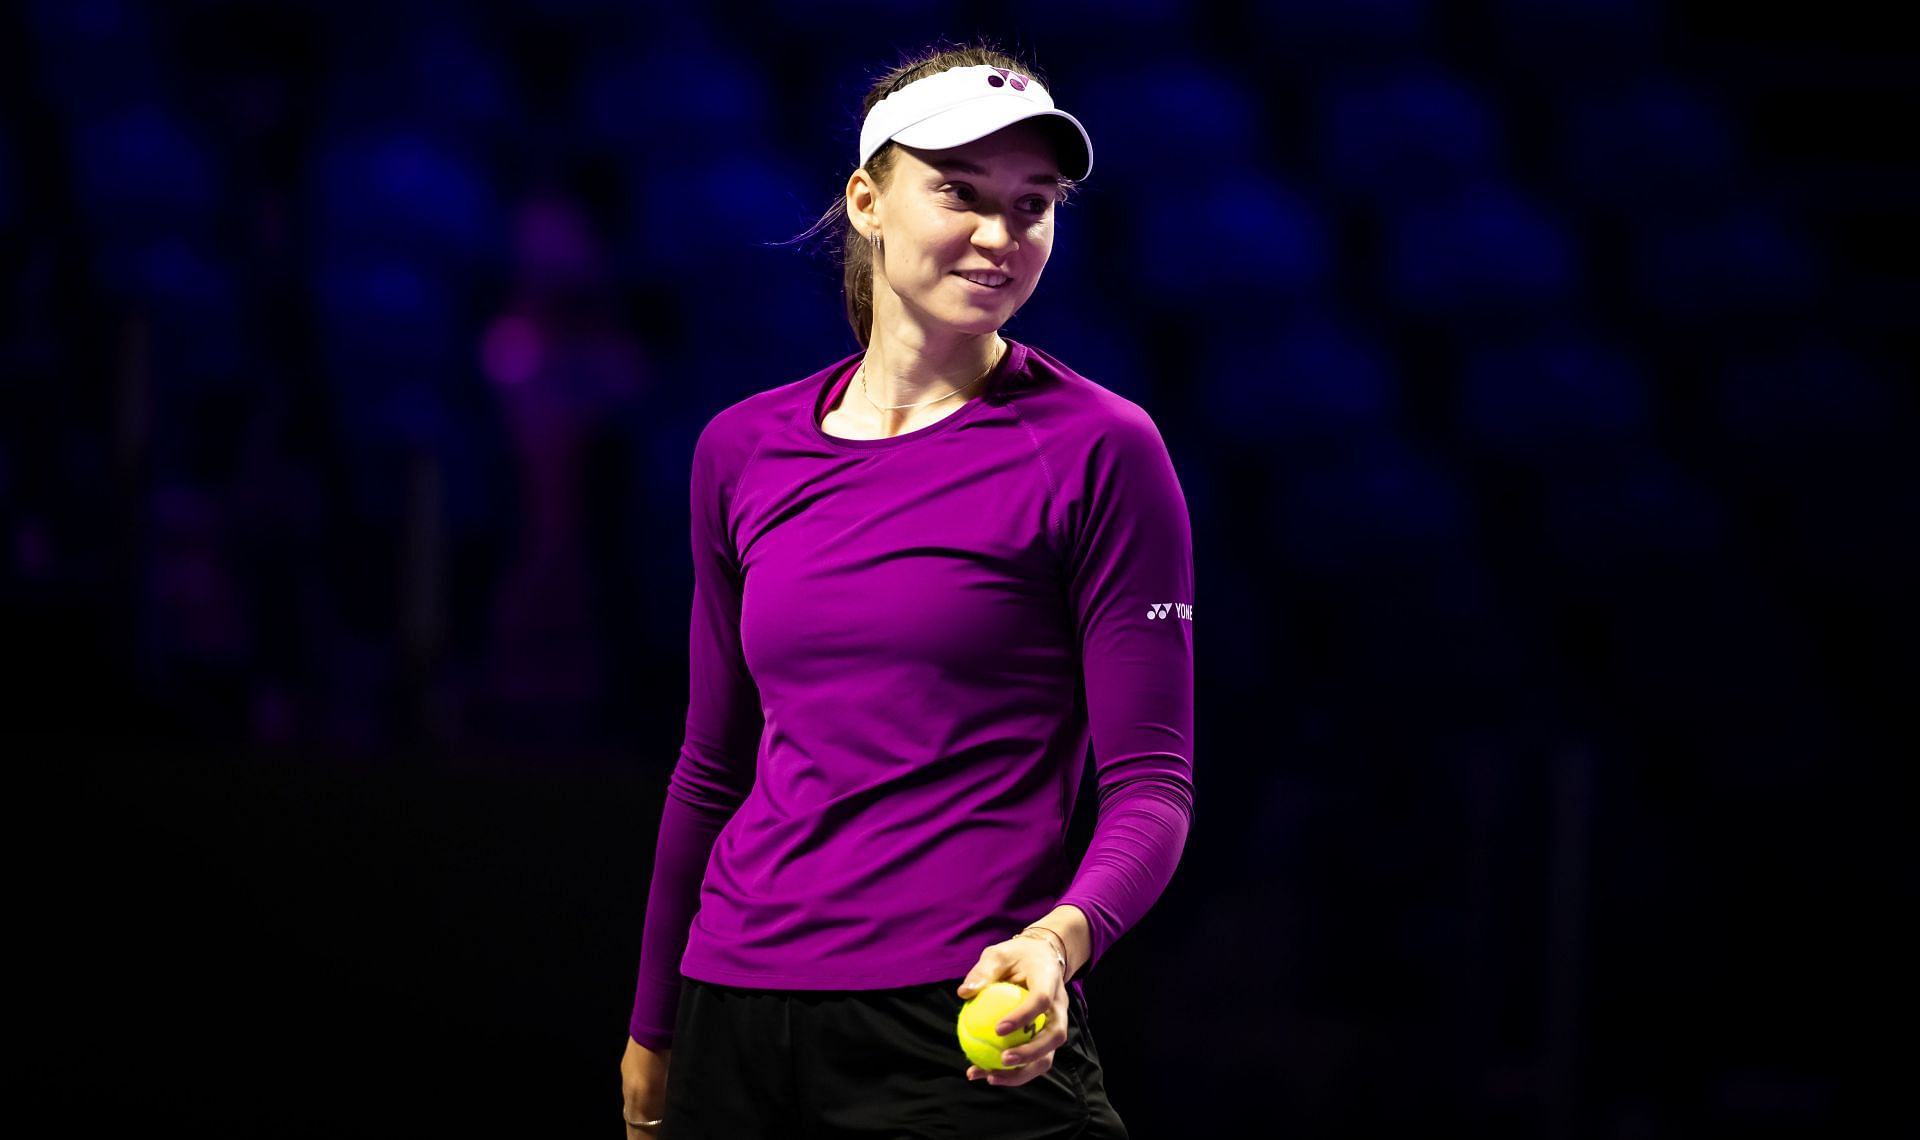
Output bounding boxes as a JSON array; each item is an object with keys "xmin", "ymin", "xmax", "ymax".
[{"xmin": 482, "ymin": 314, "xmax": 543, "ymax": 386}]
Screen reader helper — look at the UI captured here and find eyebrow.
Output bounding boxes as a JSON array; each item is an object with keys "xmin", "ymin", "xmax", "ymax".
[{"xmin": 929, "ymin": 159, "xmax": 1064, "ymax": 186}]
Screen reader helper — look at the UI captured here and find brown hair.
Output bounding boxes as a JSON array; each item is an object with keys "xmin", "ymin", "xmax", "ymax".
[{"xmin": 794, "ymin": 42, "xmax": 1073, "ymax": 347}]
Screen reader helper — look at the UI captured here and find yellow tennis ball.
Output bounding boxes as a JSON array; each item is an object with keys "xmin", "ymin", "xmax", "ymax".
[{"xmin": 956, "ymin": 981, "xmax": 1046, "ymax": 1071}]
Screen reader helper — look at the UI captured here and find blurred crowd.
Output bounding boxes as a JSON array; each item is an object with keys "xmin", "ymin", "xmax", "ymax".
[{"xmin": 3, "ymin": 1, "xmax": 1910, "ymax": 1134}]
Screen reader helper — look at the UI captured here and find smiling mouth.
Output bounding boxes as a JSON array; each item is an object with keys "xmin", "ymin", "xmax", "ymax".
[{"xmin": 954, "ymin": 271, "xmax": 1013, "ymax": 288}]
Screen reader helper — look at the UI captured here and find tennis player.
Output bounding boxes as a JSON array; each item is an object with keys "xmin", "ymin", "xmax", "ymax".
[{"xmin": 619, "ymin": 42, "xmax": 1195, "ymax": 1137}]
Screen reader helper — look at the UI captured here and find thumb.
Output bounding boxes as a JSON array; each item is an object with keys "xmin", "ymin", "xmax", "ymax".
[{"xmin": 957, "ymin": 962, "xmax": 997, "ymax": 997}]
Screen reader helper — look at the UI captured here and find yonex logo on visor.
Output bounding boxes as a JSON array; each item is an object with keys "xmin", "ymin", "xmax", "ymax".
[{"xmin": 857, "ymin": 64, "xmax": 1094, "ymax": 180}]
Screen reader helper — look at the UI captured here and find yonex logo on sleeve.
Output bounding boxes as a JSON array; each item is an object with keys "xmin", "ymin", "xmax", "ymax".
[{"xmin": 1146, "ymin": 603, "xmax": 1193, "ymax": 621}]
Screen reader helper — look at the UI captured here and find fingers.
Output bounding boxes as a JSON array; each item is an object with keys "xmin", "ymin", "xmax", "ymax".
[
  {"xmin": 956, "ymin": 960, "xmax": 994, "ymax": 997},
  {"xmin": 997, "ymin": 1017, "xmax": 1068, "ymax": 1069},
  {"xmin": 993, "ymin": 991, "xmax": 1053, "ymax": 1037},
  {"xmin": 991, "ymin": 972, "xmax": 1066, "ymax": 1054},
  {"xmin": 968, "ymin": 1052, "xmax": 1056, "ymax": 1086},
  {"xmin": 957, "ymin": 944, "xmax": 1017, "ymax": 996}
]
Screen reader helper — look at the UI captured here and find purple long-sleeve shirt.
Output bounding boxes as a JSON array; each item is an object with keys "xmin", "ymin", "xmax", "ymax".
[{"xmin": 629, "ymin": 340, "xmax": 1195, "ymax": 1048}]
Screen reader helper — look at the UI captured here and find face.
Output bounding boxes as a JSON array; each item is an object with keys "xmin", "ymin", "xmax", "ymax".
[{"xmin": 854, "ymin": 122, "xmax": 1065, "ymax": 337}]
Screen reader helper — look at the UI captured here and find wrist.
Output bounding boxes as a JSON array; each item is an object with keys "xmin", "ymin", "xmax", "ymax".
[
  {"xmin": 1032, "ymin": 903, "xmax": 1091, "ymax": 977},
  {"xmin": 1017, "ymin": 925, "xmax": 1068, "ymax": 973}
]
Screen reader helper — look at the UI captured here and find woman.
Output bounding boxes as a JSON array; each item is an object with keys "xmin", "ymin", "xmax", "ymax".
[{"xmin": 620, "ymin": 43, "xmax": 1195, "ymax": 1137}]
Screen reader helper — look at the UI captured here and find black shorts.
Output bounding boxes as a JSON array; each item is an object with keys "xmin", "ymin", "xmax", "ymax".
[{"xmin": 661, "ymin": 977, "xmax": 1130, "ymax": 1139}]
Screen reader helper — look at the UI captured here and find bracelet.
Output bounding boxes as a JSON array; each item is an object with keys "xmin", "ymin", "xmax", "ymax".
[{"xmin": 1019, "ymin": 925, "xmax": 1068, "ymax": 973}]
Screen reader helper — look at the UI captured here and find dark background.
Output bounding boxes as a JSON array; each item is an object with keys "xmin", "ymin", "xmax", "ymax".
[{"xmin": 6, "ymin": 1, "xmax": 1912, "ymax": 1136}]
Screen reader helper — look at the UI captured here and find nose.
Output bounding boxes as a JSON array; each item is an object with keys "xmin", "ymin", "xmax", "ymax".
[{"xmin": 972, "ymin": 212, "xmax": 1017, "ymax": 255}]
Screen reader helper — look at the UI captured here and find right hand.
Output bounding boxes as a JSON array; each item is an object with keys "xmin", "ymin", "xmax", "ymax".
[{"xmin": 619, "ymin": 1036, "xmax": 671, "ymax": 1135}]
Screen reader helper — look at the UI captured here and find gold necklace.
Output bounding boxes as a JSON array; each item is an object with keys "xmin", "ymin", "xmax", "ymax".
[{"xmin": 859, "ymin": 343, "xmax": 1003, "ymax": 411}]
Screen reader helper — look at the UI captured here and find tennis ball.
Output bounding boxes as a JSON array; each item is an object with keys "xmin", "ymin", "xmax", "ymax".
[{"xmin": 956, "ymin": 981, "xmax": 1046, "ymax": 1071}]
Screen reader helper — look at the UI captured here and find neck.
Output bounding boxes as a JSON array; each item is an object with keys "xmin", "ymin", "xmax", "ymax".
[{"xmin": 860, "ymin": 314, "xmax": 1003, "ymax": 428}]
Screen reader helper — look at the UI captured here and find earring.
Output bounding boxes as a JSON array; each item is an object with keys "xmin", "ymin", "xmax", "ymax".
[{"xmin": 869, "ymin": 232, "xmax": 883, "ymax": 254}]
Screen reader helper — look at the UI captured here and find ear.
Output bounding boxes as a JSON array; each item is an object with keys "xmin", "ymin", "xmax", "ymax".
[{"xmin": 846, "ymin": 167, "xmax": 883, "ymax": 239}]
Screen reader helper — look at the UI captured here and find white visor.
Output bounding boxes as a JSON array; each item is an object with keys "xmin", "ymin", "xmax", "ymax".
[{"xmin": 858, "ymin": 64, "xmax": 1093, "ymax": 180}]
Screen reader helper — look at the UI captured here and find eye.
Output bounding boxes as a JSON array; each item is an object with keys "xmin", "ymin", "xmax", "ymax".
[
  {"xmin": 1020, "ymin": 195, "xmax": 1054, "ymax": 216},
  {"xmin": 940, "ymin": 182, "xmax": 978, "ymax": 204}
]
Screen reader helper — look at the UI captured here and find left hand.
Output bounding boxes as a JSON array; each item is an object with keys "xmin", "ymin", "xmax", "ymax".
[{"xmin": 955, "ymin": 933, "xmax": 1070, "ymax": 1087}]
